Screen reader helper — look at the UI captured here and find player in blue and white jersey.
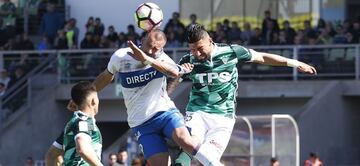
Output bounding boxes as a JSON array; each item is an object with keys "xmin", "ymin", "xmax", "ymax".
[{"xmin": 93, "ymin": 29, "xmax": 222, "ymax": 166}]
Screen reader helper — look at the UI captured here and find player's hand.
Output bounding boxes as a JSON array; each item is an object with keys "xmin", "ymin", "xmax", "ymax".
[
  {"xmin": 297, "ymin": 62, "xmax": 317, "ymax": 75},
  {"xmin": 181, "ymin": 63, "xmax": 194, "ymax": 72},
  {"xmin": 127, "ymin": 40, "xmax": 147, "ymax": 62},
  {"xmin": 67, "ymin": 100, "xmax": 78, "ymax": 112}
]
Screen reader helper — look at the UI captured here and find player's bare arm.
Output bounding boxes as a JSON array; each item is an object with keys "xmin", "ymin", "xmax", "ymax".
[
  {"xmin": 75, "ymin": 133, "xmax": 103, "ymax": 166},
  {"xmin": 127, "ymin": 40, "xmax": 192, "ymax": 77},
  {"xmin": 93, "ymin": 70, "xmax": 114, "ymax": 92},
  {"xmin": 166, "ymin": 63, "xmax": 193, "ymax": 95},
  {"xmin": 45, "ymin": 145, "xmax": 63, "ymax": 166},
  {"xmin": 250, "ymin": 49, "xmax": 317, "ymax": 75}
]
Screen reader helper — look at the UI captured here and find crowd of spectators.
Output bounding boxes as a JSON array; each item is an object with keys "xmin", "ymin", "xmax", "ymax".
[{"xmin": 1, "ymin": 1, "xmax": 360, "ymax": 113}]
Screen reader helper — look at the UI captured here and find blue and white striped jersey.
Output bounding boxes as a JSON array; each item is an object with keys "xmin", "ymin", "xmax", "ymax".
[{"xmin": 107, "ymin": 47, "xmax": 176, "ymax": 127}]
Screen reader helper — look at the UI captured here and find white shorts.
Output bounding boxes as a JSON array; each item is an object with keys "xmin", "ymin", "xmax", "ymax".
[{"xmin": 185, "ymin": 111, "xmax": 235, "ymax": 160}]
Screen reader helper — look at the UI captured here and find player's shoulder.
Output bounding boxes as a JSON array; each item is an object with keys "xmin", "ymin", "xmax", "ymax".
[
  {"xmin": 112, "ymin": 47, "xmax": 132, "ymax": 59},
  {"xmin": 179, "ymin": 53, "xmax": 191, "ymax": 63}
]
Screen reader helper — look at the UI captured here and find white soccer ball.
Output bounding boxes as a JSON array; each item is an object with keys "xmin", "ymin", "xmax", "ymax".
[{"xmin": 135, "ymin": 2, "xmax": 163, "ymax": 31}]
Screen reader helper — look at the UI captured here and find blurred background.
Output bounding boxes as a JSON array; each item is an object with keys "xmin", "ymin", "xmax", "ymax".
[{"xmin": 0, "ymin": 0, "xmax": 359, "ymax": 165}]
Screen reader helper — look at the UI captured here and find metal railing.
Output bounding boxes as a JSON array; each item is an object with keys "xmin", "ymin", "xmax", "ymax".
[
  {"xmin": 51, "ymin": 44, "xmax": 360, "ymax": 83},
  {"xmin": 0, "ymin": 44, "xmax": 359, "ymax": 85},
  {"xmin": 0, "ymin": 50, "xmax": 57, "ymax": 128}
]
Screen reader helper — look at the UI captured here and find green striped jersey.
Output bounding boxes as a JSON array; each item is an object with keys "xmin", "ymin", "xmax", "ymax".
[
  {"xmin": 63, "ymin": 111, "xmax": 102, "ymax": 166},
  {"xmin": 179, "ymin": 43, "xmax": 252, "ymax": 117}
]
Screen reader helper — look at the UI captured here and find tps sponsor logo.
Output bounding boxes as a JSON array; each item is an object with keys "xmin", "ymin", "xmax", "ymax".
[{"xmin": 196, "ymin": 72, "xmax": 231, "ymax": 84}]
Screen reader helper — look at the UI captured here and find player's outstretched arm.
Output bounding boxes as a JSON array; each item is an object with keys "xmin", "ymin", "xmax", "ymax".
[
  {"xmin": 93, "ymin": 70, "xmax": 114, "ymax": 92},
  {"xmin": 75, "ymin": 133, "xmax": 103, "ymax": 166},
  {"xmin": 127, "ymin": 40, "xmax": 192, "ymax": 77},
  {"xmin": 250, "ymin": 50, "xmax": 317, "ymax": 75},
  {"xmin": 45, "ymin": 145, "xmax": 63, "ymax": 166}
]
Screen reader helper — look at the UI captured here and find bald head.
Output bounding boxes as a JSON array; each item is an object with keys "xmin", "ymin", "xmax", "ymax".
[{"xmin": 141, "ymin": 29, "xmax": 167, "ymax": 57}]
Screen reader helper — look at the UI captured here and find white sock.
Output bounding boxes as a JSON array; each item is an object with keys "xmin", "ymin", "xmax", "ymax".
[{"xmin": 194, "ymin": 143, "xmax": 223, "ymax": 166}]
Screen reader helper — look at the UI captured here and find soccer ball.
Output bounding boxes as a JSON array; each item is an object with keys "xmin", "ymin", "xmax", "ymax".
[{"xmin": 135, "ymin": 2, "xmax": 163, "ymax": 31}]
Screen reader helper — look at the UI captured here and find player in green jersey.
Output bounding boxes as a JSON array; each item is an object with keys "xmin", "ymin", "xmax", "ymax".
[
  {"xmin": 63, "ymin": 81, "xmax": 103, "ymax": 166},
  {"xmin": 167, "ymin": 24, "xmax": 316, "ymax": 165}
]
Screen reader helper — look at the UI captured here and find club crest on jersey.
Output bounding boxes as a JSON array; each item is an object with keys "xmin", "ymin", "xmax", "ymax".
[{"xmin": 196, "ymin": 72, "xmax": 231, "ymax": 84}]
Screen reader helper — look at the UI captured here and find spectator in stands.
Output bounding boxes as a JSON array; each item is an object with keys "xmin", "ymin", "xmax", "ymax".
[
  {"xmin": 1, "ymin": 19, "xmax": 16, "ymax": 45},
  {"xmin": 85, "ymin": 16, "xmax": 95, "ymax": 34},
  {"xmin": 0, "ymin": 82, "xmax": 5, "ymax": 96},
  {"xmin": 317, "ymin": 28, "xmax": 333, "ymax": 44},
  {"xmin": 228, "ymin": 21, "xmax": 242, "ymax": 44},
  {"xmin": 0, "ymin": 0, "xmax": 16, "ymax": 27},
  {"xmin": 40, "ymin": 2, "xmax": 64, "ymax": 44},
  {"xmin": 166, "ymin": 31, "xmax": 181, "ymax": 48},
  {"xmin": 315, "ymin": 18, "xmax": 326, "ymax": 34},
  {"xmin": 333, "ymin": 25, "xmax": 347, "ymax": 44},
  {"xmin": 164, "ymin": 12, "xmax": 186, "ymax": 43},
  {"xmin": 0, "ymin": 69, "xmax": 10, "ymax": 88},
  {"xmin": 304, "ymin": 152, "xmax": 323, "ymax": 166},
  {"xmin": 303, "ymin": 20, "xmax": 316, "ymax": 38},
  {"xmin": 65, "ymin": 18, "xmax": 79, "ymax": 49},
  {"xmin": 107, "ymin": 25, "xmax": 118, "ymax": 44},
  {"xmin": 294, "ymin": 30, "xmax": 306, "ymax": 45},
  {"xmin": 264, "ymin": 19, "xmax": 278, "ymax": 45},
  {"xmin": 126, "ymin": 24, "xmax": 140, "ymax": 45},
  {"xmin": 38, "ymin": 35, "xmax": 52, "ymax": 51},
  {"xmin": 352, "ymin": 21, "xmax": 360, "ymax": 43},
  {"xmin": 241, "ymin": 22, "xmax": 254, "ymax": 45},
  {"xmin": 282, "ymin": 20, "xmax": 296, "ymax": 44},
  {"xmin": 270, "ymin": 157, "xmax": 280, "ymax": 166},
  {"xmin": 94, "ymin": 17, "xmax": 105, "ymax": 36},
  {"xmin": 117, "ymin": 149, "xmax": 128, "ymax": 166},
  {"xmin": 222, "ymin": 19, "xmax": 231, "ymax": 35},
  {"xmin": 118, "ymin": 32, "xmax": 127, "ymax": 48},
  {"xmin": 325, "ymin": 21, "xmax": 337, "ymax": 37},
  {"xmin": 0, "ymin": 37, "xmax": 16, "ymax": 50},
  {"xmin": 16, "ymin": 32, "xmax": 35, "ymax": 51},
  {"xmin": 99, "ymin": 36, "xmax": 110, "ymax": 48},
  {"xmin": 249, "ymin": 27, "xmax": 264, "ymax": 45},
  {"xmin": 187, "ymin": 13, "xmax": 198, "ymax": 28},
  {"xmin": 343, "ymin": 19, "xmax": 353, "ymax": 33},
  {"xmin": 54, "ymin": 29, "xmax": 68, "ymax": 49},
  {"xmin": 346, "ymin": 32, "xmax": 355, "ymax": 44},
  {"xmin": 262, "ymin": 10, "xmax": 279, "ymax": 36},
  {"xmin": 80, "ymin": 32, "xmax": 97, "ymax": 49},
  {"xmin": 108, "ymin": 153, "xmax": 121, "ymax": 166},
  {"xmin": 279, "ymin": 30, "xmax": 289, "ymax": 45},
  {"xmin": 25, "ymin": 156, "xmax": 34, "ymax": 166}
]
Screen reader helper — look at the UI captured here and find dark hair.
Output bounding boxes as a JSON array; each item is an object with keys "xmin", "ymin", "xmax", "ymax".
[
  {"xmin": 270, "ymin": 157, "xmax": 278, "ymax": 163},
  {"xmin": 118, "ymin": 147, "xmax": 127, "ymax": 153},
  {"xmin": 71, "ymin": 81, "xmax": 97, "ymax": 109},
  {"xmin": 109, "ymin": 153, "xmax": 117, "ymax": 158},
  {"xmin": 310, "ymin": 152, "xmax": 317, "ymax": 158},
  {"xmin": 186, "ymin": 23, "xmax": 208, "ymax": 43}
]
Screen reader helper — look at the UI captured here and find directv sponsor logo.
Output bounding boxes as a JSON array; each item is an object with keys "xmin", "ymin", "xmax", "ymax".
[
  {"xmin": 118, "ymin": 67, "xmax": 163, "ymax": 88},
  {"xmin": 126, "ymin": 70, "xmax": 157, "ymax": 84}
]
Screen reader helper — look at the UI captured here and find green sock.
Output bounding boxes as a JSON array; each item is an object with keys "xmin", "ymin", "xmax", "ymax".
[{"xmin": 175, "ymin": 151, "xmax": 192, "ymax": 166}]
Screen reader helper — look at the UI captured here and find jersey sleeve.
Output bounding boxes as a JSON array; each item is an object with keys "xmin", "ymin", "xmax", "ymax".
[
  {"xmin": 52, "ymin": 131, "xmax": 64, "ymax": 149},
  {"xmin": 73, "ymin": 119, "xmax": 92, "ymax": 140},
  {"xmin": 178, "ymin": 54, "xmax": 191, "ymax": 79},
  {"xmin": 231, "ymin": 44, "xmax": 252, "ymax": 62},
  {"xmin": 107, "ymin": 53, "xmax": 121, "ymax": 75}
]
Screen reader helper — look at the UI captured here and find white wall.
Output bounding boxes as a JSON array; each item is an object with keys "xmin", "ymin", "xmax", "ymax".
[{"xmin": 65, "ymin": 0, "xmax": 179, "ymax": 43}]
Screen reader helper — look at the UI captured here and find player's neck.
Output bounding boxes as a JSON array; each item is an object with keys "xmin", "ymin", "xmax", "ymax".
[{"xmin": 79, "ymin": 108, "xmax": 95, "ymax": 118}]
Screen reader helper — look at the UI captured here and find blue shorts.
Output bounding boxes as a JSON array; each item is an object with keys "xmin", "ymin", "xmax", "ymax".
[{"xmin": 131, "ymin": 108, "xmax": 185, "ymax": 159}]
